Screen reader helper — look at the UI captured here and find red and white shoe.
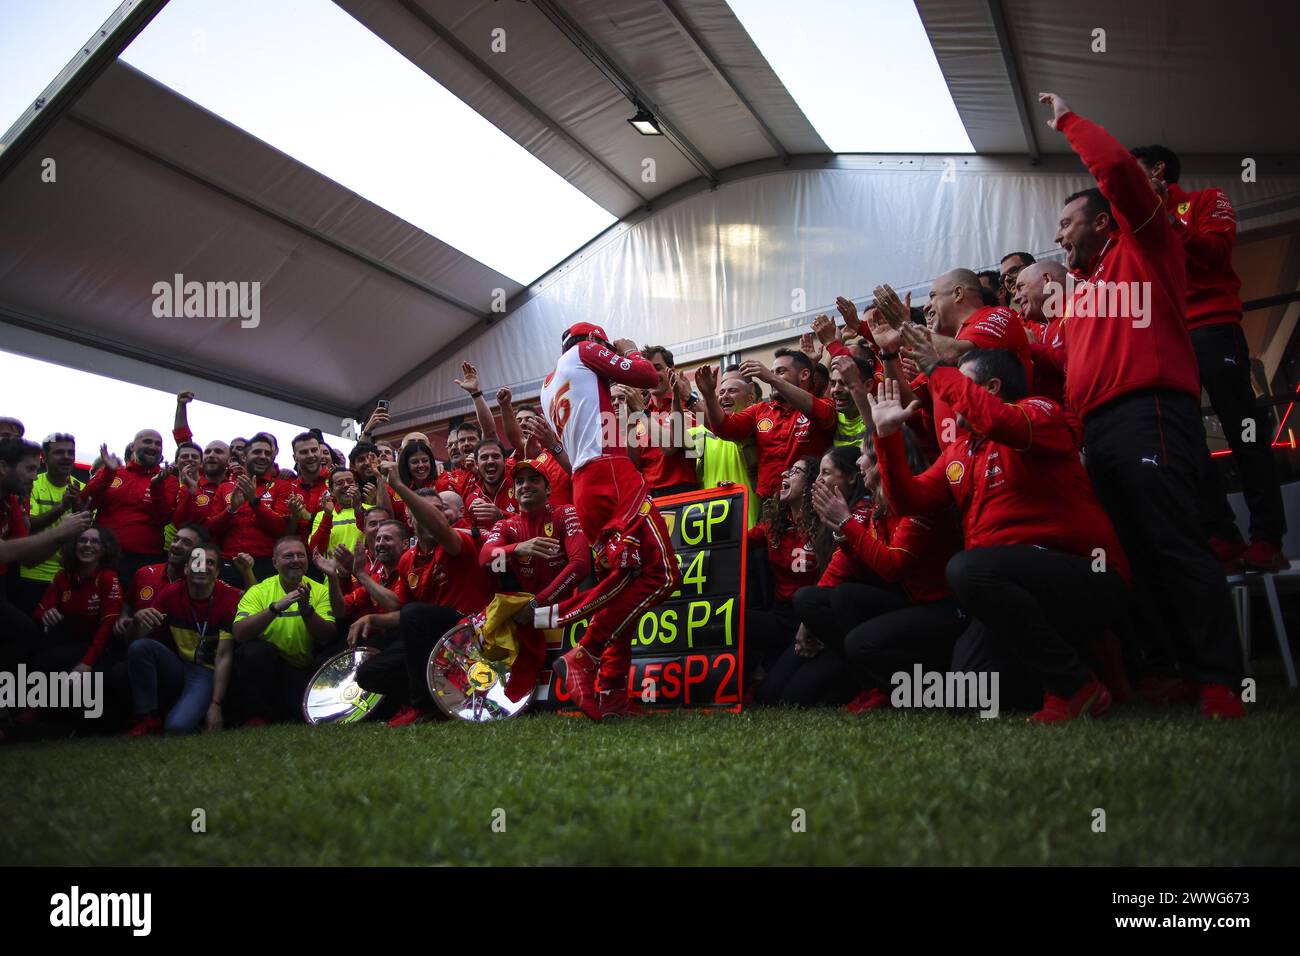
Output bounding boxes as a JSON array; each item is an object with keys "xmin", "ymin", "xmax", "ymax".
[
  {"xmin": 554, "ymin": 645, "xmax": 602, "ymax": 721},
  {"xmin": 1030, "ymin": 678, "xmax": 1112, "ymax": 724},
  {"xmin": 386, "ymin": 704, "xmax": 432, "ymax": 727},
  {"xmin": 1240, "ymin": 539, "xmax": 1288, "ymax": 573},
  {"xmin": 123, "ymin": 715, "xmax": 163, "ymax": 738},
  {"xmin": 598, "ymin": 688, "xmax": 645, "ymax": 719},
  {"xmin": 845, "ymin": 687, "xmax": 890, "ymax": 714},
  {"xmin": 1198, "ymin": 682, "xmax": 1246, "ymax": 719}
]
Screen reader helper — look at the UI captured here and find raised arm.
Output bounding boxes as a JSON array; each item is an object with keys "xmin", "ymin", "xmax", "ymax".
[
  {"xmin": 931, "ymin": 367, "xmax": 1080, "ymax": 455},
  {"xmin": 577, "ymin": 339, "xmax": 660, "ymax": 389},
  {"xmin": 381, "ymin": 462, "xmax": 462, "ymax": 554}
]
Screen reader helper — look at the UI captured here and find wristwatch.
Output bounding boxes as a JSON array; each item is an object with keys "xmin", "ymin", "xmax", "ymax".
[
  {"xmin": 685, "ymin": 393, "xmax": 701, "ymax": 409},
  {"xmin": 551, "ymin": 443, "xmax": 564, "ymax": 455}
]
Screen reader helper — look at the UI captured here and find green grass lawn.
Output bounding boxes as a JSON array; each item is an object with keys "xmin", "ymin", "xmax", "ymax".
[{"xmin": 3, "ymin": 688, "xmax": 1298, "ymax": 866}]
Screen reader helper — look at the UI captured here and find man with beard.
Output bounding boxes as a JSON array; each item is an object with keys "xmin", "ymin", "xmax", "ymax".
[
  {"xmin": 173, "ymin": 438, "xmax": 232, "ymax": 527},
  {"xmin": 633, "ymin": 346, "xmax": 700, "ymax": 497},
  {"xmin": 117, "ymin": 524, "xmax": 211, "ymax": 634},
  {"xmin": 464, "ymin": 439, "xmax": 517, "ymax": 532},
  {"xmin": 1030, "ymin": 93, "xmax": 1244, "ymax": 718},
  {"xmin": 288, "ymin": 431, "xmax": 331, "ymax": 522},
  {"xmin": 698, "ymin": 347, "xmax": 836, "ymax": 502},
  {"xmin": 538, "ymin": 323, "xmax": 682, "ymax": 720},
  {"xmin": 334, "ymin": 519, "xmax": 414, "ymax": 703},
  {"xmin": 82, "ymin": 428, "xmax": 177, "ymax": 588},
  {"xmin": 206, "ymin": 433, "xmax": 293, "ymax": 588},
  {"xmin": 1014, "ymin": 260, "xmax": 1070, "ymax": 405},
  {"xmin": 232, "ymin": 535, "xmax": 337, "ymax": 724},
  {"xmin": 308, "ymin": 468, "xmax": 375, "ymax": 556},
  {"xmin": 480, "ymin": 460, "xmax": 590, "ymax": 607},
  {"xmin": 17, "ymin": 432, "xmax": 84, "ymax": 614}
]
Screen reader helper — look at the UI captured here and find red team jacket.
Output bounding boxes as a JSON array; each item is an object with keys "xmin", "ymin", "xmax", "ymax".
[
  {"xmin": 82, "ymin": 461, "xmax": 175, "ymax": 554},
  {"xmin": 818, "ymin": 498, "xmax": 959, "ymax": 603},
  {"xmin": 746, "ymin": 522, "xmax": 820, "ymax": 603},
  {"xmin": 1166, "ymin": 182, "xmax": 1242, "ymax": 329},
  {"xmin": 1030, "ymin": 112, "xmax": 1200, "ymax": 419},
  {"xmin": 0, "ymin": 494, "xmax": 28, "ymax": 575},
  {"xmin": 711, "ymin": 396, "xmax": 836, "ymax": 499},
  {"xmin": 34, "ymin": 568, "xmax": 124, "ymax": 666},
  {"xmin": 205, "ymin": 476, "xmax": 293, "ymax": 558},
  {"xmin": 879, "ymin": 367, "xmax": 1129, "ymax": 580},
  {"xmin": 128, "ymin": 562, "xmax": 185, "ymax": 611},
  {"xmin": 391, "ymin": 525, "xmax": 495, "ymax": 616},
  {"xmin": 638, "ymin": 393, "xmax": 699, "ymax": 490},
  {"xmin": 479, "ymin": 503, "xmax": 590, "ymax": 605}
]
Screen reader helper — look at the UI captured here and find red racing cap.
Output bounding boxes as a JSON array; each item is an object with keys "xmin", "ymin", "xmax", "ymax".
[{"xmin": 561, "ymin": 322, "xmax": 609, "ymax": 344}]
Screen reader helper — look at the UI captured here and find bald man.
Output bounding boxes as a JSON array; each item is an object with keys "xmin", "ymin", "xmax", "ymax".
[
  {"xmin": 82, "ymin": 427, "xmax": 180, "ymax": 587},
  {"xmin": 1016, "ymin": 260, "xmax": 1070, "ymax": 405}
]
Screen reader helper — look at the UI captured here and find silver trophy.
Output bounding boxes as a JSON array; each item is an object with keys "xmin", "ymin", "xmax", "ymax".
[
  {"xmin": 426, "ymin": 620, "xmax": 536, "ymax": 722},
  {"xmin": 302, "ymin": 647, "xmax": 384, "ymax": 725}
]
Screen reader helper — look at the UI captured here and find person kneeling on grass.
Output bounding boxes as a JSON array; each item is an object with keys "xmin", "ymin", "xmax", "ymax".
[
  {"xmin": 231, "ymin": 536, "xmax": 339, "ymax": 726},
  {"xmin": 870, "ymin": 346, "xmax": 1140, "ymax": 723},
  {"xmin": 123, "ymin": 541, "xmax": 240, "ymax": 735}
]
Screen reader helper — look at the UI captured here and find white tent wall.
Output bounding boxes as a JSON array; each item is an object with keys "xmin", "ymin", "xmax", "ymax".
[{"xmin": 386, "ymin": 160, "xmax": 1300, "ymax": 428}]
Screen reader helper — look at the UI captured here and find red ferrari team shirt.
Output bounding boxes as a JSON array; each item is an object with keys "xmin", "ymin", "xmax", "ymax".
[
  {"xmin": 33, "ymin": 568, "xmax": 124, "ymax": 666},
  {"xmin": 1166, "ymin": 182, "xmax": 1242, "ymax": 329},
  {"xmin": 0, "ymin": 493, "xmax": 28, "ymax": 575},
  {"xmin": 342, "ymin": 561, "xmax": 401, "ymax": 620},
  {"xmin": 636, "ymin": 394, "xmax": 700, "ymax": 491},
  {"xmin": 204, "ymin": 476, "xmax": 293, "ymax": 558},
  {"xmin": 746, "ymin": 521, "xmax": 819, "ymax": 603},
  {"xmin": 480, "ymin": 503, "xmax": 589, "ymax": 606},
  {"xmin": 394, "ymin": 525, "xmax": 497, "ymax": 616},
  {"xmin": 82, "ymin": 461, "xmax": 175, "ymax": 554},
  {"xmin": 878, "ymin": 367, "xmax": 1130, "ymax": 580},
  {"xmin": 129, "ymin": 561, "xmax": 184, "ymax": 611},
  {"xmin": 710, "ymin": 395, "xmax": 836, "ymax": 499},
  {"xmin": 819, "ymin": 499, "xmax": 959, "ymax": 604}
]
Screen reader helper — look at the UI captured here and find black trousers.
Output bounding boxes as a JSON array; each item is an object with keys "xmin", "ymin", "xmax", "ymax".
[
  {"xmin": 1084, "ymin": 390, "xmax": 1242, "ymax": 684},
  {"xmin": 945, "ymin": 546, "xmax": 1127, "ymax": 699},
  {"xmin": 844, "ymin": 594, "xmax": 965, "ymax": 690},
  {"xmin": 233, "ymin": 640, "xmax": 318, "ymax": 723},
  {"xmin": 1192, "ymin": 323, "xmax": 1286, "ymax": 545},
  {"xmin": 744, "ymin": 601, "xmax": 799, "ymax": 676},
  {"xmin": 757, "ymin": 583, "xmax": 893, "ymax": 706},
  {"xmin": 355, "ymin": 626, "xmax": 410, "ymax": 702},
  {"xmin": 0, "ymin": 592, "xmax": 40, "ymax": 675},
  {"xmin": 398, "ymin": 603, "xmax": 465, "ymax": 710}
]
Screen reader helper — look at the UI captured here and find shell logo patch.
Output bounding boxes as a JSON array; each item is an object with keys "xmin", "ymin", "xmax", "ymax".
[
  {"xmin": 110, "ymin": 477, "xmax": 123, "ymax": 489},
  {"xmin": 945, "ymin": 461, "xmax": 966, "ymax": 484},
  {"xmin": 196, "ymin": 494, "xmax": 211, "ymax": 507},
  {"xmin": 1177, "ymin": 201, "xmax": 1191, "ymax": 216},
  {"xmin": 757, "ymin": 418, "xmax": 775, "ymax": 433},
  {"xmin": 407, "ymin": 572, "xmax": 419, "ymax": 589},
  {"xmin": 639, "ymin": 499, "xmax": 652, "ymax": 515},
  {"xmin": 139, "ymin": 586, "xmax": 155, "ymax": 601},
  {"xmin": 62, "ymin": 590, "xmax": 72, "ymax": 602}
]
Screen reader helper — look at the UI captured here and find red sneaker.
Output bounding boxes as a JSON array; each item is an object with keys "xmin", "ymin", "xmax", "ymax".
[
  {"xmin": 1209, "ymin": 536, "xmax": 1247, "ymax": 573},
  {"xmin": 553, "ymin": 645, "xmax": 602, "ymax": 721},
  {"xmin": 386, "ymin": 704, "xmax": 432, "ymax": 727},
  {"xmin": 123, "ymin": 715, "xmax": 163, "ymax": 738},
  {"xmin": 1087, "ymin": 631, "xmax": 1134, "ymax": 704},
  {"xmin": 1240, "ymin": 539, "xmax": 1288, "ymax": 573},
  {"xmin": 1134, "ymin": 673, "xmax": 1199, "ymax": 707},
  {"xmin": 243, "ymin": 716, "xmax": 268, "ymax": 729},
  {"xmin": 845, "ymin": 687, "xmax": 890, "ymax": 714},
  {"xmin": 1198, "ymin": 682, "xmax": 1246, "ymax": 719},
  {"xmin": 597, "ymin": 688, "xmax": 645, "ymax": 719},
  {"xmin": 1030, "ymin": 678, "xmax": 1112, "ymax": 724}
]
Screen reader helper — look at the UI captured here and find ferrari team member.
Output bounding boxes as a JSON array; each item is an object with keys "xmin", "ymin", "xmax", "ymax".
[
  {"xmin": 1, "ymin": 438, "xmax": 94, "ymax": 674},
  {"xmin": 205, "ymin": 433, "xmax": 293, "ymax": 587},
  {"xmin": 1032, "ymin": 93, "xmax": 1245, "ymax": 718},
  {"xmin": 173, "ymin": 438, "xmax": 233, "ymax": 527},
  {"xmin": 31, "ymin": 524, "xmax": 125, "ymax": 674},
  {"xmin": 118, "ymin": 524, "xmax": 211, "ymax": 634},
  {"xmin": 375, "ymin": 469, "xmax": 497, "ymax": 725},
  {"xmin": 479, "ymin": 459, "xmax": 590, "ymax": 608},
  {"xmin": 686, "ymin": 369, "xmax": 761, "ymax": 528},
  {"xmin": 1012, "ymin": 260, "xmax": 1070, "ymax": 405},
  {"xmin": 496, "ymin": 388, "xmax": 574, "ymax": 505},
  {"xmin": 17, "ymin": 432, "xmax": 84, "ymax": 614},
  {"xmin": 231, "ymin": 535, "xmax": 337, "ymax": 724},
  {"xmin": 998, "ymin": 252, "xmax": 1037, "ymax": 327},
  {"xmin": 287, "ymin": 431, "xmax": 332, "ymax": 521},
  {"xmin": 872, "ymin": 348, "xmax": 1134, "ymax": 722},
  {"xmin": 537, "ymin": 323, "xmax": 682, "ymax": 720},
  {"xmin": 697, "ymin": 347, "xmax": 836, "ymax": 500},
  {"xmin": 1133, "ymin": 143, "xmax": 1287, "ymax": 572},
  {"xmin": 464, "ymin": 439, "xmax": 518, "ymax": 531},
  {"xmin": 123, "ymin": 540, "xmax": 241, "ymax": 736},
  {"xmin": 635, "ymin": 346, "xmax": 700, "ymax": 497},
  {"xmin": 81, "ymin": 428, "xmax": 176, "ymax": 587}
]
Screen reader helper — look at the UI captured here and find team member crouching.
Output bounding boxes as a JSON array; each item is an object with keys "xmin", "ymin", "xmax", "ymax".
[
  {"xmin": 871, "ymin": 348, "xmax": 1131, "ymax": 723},
  {"xmin": 123, "ymin": 541, "xmax": 240, "ymax": 735},
  {"xmin": 538, "ymin": 323, "xmax": 682, "ymax": 721},
  {"xmin": 232, "ymin": 536, "xmax": 338, "ymax": 725},
  {"xmin": 744, "ymin": 457, "xmax": 824, "ymax": 682},
  {"xmin": 369, "ymin": 466, "xmax": 497, "ymax": 725}
]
